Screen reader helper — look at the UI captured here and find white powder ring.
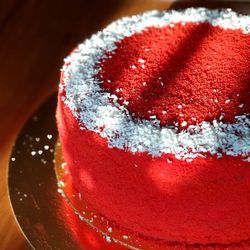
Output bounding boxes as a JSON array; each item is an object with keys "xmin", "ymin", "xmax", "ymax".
[{"xmin": 60, "ymin": 8, "xmax": 250, "ymax": 161}]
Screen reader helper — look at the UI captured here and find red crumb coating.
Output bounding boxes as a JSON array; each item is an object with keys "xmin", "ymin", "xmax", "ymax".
[
  {"xmin": 57, "ymin": 99, "xmax": 250, "ymax": 246},
  {"xmin": 57, "ymin": 22, "xmax": 250, "ymax": 248},
  {"xmin": 98, "ymin": 22, "xmax": 250, "ymax": 127}
]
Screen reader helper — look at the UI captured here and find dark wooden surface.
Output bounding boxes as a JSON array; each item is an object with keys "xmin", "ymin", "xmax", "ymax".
[{"xmin": 0, "ymin": 1, "xmax": 249, "ymax": 249}]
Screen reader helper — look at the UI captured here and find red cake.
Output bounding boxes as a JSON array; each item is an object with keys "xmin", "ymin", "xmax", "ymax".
[{"xmin": 56, "ymin": 8, "xmax": 250, "ymax": 249}]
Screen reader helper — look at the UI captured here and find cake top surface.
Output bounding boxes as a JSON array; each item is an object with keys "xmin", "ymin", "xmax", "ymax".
[{"xmin": 60, "ymin": 8, "xmax": 250, "ymax": 161}]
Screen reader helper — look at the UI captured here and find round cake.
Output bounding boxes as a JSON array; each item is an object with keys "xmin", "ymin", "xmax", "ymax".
[{"xmin": 56, "ymin": 8, "xmax": 250, "ymax": 248}]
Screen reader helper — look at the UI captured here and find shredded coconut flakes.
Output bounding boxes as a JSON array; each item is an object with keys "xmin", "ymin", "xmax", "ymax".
[{"xmin": 61, "ymin": 8, "xmax": 250, "ymax": 161}]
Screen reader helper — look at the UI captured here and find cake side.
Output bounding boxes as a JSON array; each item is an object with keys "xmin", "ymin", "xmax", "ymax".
[{"xmin": 57, "ymin": 98, "xmax": 250, "ymax": 244}]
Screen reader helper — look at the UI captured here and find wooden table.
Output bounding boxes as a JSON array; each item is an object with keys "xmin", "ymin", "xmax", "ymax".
[{"xmin": 1, "ymin": 1, "xmax": 249, "ymax": 249}]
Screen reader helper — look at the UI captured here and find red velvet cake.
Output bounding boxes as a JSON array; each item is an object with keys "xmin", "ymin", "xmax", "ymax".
[{"xmin": 56, "ymin": 8, "xmax": 250, "ymax": 249}]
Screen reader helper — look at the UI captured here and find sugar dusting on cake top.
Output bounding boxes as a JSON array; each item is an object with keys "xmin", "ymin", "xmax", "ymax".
[{"xmin": 60, "ymin": 8, "xmax": 250, "ymax": 161}]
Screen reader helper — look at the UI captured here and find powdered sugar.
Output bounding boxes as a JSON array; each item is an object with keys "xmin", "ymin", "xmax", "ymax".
[{"xmin": 61, "ymin": 8, "xmax": 250, "ymax": 161}]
